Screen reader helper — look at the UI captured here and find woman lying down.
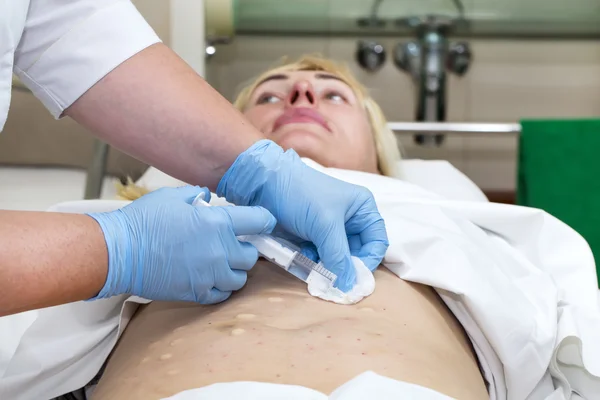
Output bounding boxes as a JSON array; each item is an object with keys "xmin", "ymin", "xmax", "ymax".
[
  {"xmin": 82, "ymin": 55, "xmax": 600, "ymax": 400},
  {"xmin": 10, "ymin": 55, "xmax": 595, "ymax": 400},
  {"xmin": 93, "ymin": 55, "xmax": 487, "ymax": 399}
]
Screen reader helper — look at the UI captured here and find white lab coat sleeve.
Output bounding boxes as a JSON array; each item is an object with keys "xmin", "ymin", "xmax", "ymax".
[{"xmin": 12, "ymin": 0, "xmax": 162, "ymax": 119}]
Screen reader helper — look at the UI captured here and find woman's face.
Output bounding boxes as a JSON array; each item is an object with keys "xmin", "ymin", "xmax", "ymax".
[{"xmin": 243, "ymin": 70, "xmax": 379, "ymax": 174}]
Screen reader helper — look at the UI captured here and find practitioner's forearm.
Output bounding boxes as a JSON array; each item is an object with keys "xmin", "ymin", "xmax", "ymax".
[
  {"xmin": 0, "ymin": 211, "xmax": 108, "ymax": 317},
  {"xmin": 65, "ymin": 43, "xmax": 265, "ymax": 191}
]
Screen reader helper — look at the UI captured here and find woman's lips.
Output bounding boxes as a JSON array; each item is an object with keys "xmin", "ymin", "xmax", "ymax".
[{"xmin": 273, "ymin": 108, "xmax": 330, "ymax": 132}]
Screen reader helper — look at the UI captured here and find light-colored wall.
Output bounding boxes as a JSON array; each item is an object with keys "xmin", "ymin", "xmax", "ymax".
[{"xmin": 206, "ymin": 36, "xmax": 600, "ymax": 191}]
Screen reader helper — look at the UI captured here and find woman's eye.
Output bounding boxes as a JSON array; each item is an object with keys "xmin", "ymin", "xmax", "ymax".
[
  {"xmin": 325, "ymin": 92, "xmax": 345, "ymax": 103},
  {"xmin": 257, "ymin": 94, "xmax": 281, "ymax": 104}
]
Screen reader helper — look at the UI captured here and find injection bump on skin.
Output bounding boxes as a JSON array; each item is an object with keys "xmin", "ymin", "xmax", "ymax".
[
  {"xmin": 268, "ymin": 297, "xmax": 284, "ymax": 303},
  {"xmin": 170, "ymin": 338, "xmax": 184, "ymax": 346},
  {"xmin": 159, "ymin": 353, "xmax": 173, "ymax": 361},
  {"xmin": 231, "ymin": 328, "xmax": 246, "ymax": 336},
  {"xmin": 148, "ymin": 341, "xmax": 162, "ymax": 349},
  {"xmin": 236, "ymin": 313, "xmax": 256, "ymax": 320}
]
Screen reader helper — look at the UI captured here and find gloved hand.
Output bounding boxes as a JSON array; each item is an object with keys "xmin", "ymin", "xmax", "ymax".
[
  {"xmin": 87, "ymin": 185, "xmax": 276, "ymax": 304},
  {"xmin": 217, "ymin": 140, "xmax": 389, "ymax": 292}
]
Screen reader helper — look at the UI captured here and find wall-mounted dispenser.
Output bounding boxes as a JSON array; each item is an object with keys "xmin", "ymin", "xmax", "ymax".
[{"xmin": 204, "ymin": 0, "xmax": 237, "ymax": 60}]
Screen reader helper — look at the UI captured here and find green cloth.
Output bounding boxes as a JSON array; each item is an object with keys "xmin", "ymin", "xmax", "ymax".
[{"xmin": 517, "ymin": 119, "xmax": 600, "ymax": 286}]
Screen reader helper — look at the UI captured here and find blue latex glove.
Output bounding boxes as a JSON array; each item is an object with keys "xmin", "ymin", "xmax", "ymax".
[
  {"xmin": 217, "ymin": 140, "xmax": 389, "ymax": 292},
  {"xmin": 87, "ymin": 186, "xmax": 276, "ymax": 304}
]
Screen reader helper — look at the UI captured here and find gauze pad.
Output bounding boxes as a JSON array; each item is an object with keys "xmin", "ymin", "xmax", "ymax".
[{"xmin": 308, "ymin": 257, "xmax": 375, "ymax": 305}]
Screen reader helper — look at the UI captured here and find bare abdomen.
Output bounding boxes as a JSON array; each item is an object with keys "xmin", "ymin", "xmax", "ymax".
[{"xmin": 92, "ymin": 262, "xmax": 488, "ymax": 400}]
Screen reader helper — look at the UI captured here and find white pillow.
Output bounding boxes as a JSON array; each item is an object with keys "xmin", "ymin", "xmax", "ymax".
[
  {"xmin": 135, "ymin": 159, "xmax": 488, "ymax": 203},
  {"xmin": 400, "ymin": 159, "xmax": 488, "ymax": 203}
]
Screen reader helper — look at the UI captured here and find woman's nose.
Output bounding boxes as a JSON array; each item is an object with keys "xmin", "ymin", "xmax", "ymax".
[{"xmin": 287, "ymin": 81, "xmax": 317, "ymax": 107}]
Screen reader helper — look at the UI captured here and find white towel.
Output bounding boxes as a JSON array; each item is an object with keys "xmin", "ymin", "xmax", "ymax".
[
  {"xmin": 2, "ymin": 164, "xmax": 600, "ymax": 399},
  {"xmin": 161, "ymin": 371, "xmax": 453, "ymax": 400}
]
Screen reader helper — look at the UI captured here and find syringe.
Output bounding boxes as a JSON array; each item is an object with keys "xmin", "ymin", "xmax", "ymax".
[{"xmin": 191, "ymin": 193, "xmax": 338, "ymax": 290}]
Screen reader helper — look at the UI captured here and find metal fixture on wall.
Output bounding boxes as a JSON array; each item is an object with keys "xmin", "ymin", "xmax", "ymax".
[
  {"xmin": 356, "ymin": 41, "xmax": 387, "ymax": 72},
  {"xmin": 204, "ymin": 36, "xmax": 231, "ymax": 61},
  {"xmin": 204, "ymin": 0, "xmax": 236, "ymax": 62},
  {"xmin": 393, "ymin": 14, "xmax": 472, "ymax": 146},
  {"xmin": 357, "ymin": 0, "xmax": 385, "ymax": 28},
  {"xmin": 389, "ymin": 0, "xmax": 471, "ymax": 147},
  {"xmin": 355, "ymin": 1, "xmax": 386, "ymax": 73},
  {"xmin": 205, "ymin": 44, "xmax": 216, "ymax": 59},
  {"xmin": 447, "ymin": 41, "xmax": 472, "ymax": 75}
]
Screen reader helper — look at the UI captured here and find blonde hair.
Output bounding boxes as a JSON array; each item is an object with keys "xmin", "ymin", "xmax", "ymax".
[
  {"xmin": 116, "ymin": 177, "xmax": 150, "ymax": 201},
  {"xmin": 117, "ymin": 54, "xmax": 401, "ymax": 201}
]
